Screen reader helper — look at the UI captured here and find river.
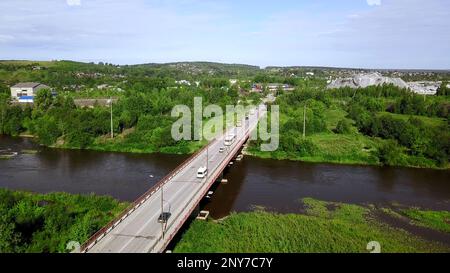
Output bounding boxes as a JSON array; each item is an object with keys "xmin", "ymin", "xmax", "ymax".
[{"xmin": 1, "ymin": 135, "xmax": 449, "ymax": 219}]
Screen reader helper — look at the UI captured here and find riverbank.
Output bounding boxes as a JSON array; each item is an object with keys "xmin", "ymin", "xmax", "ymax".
[
  {"xmin": 1, "ymin": 187, "xmax": 449, "ymax": 253},
  {"xmin": 54, "ymin": 137, "xmax": 207, "ymax": 155},
  {"xmin": 0, "ymin": 188, "xmax": 128, "ymax": 253},
  {"xmin": 175, "ymin": 198, "xmax": 450, "ymax": 253},
  {"xmin": 10, "ymin": 132, "xmax": 449, "ymax": 170},
  {"xmin": 246, "ymin": 132, "xmax": 448, "ymax": 170}
]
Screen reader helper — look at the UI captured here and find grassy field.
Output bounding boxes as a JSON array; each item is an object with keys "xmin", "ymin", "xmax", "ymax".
[
  {"xmin": 248, "ymin": 133, "xmax": 380, "ymax": 166},
  {"xmin": 0, "ymin": 60, "xmax": 56, "ymax": 67},
  {"xmin": 401, "ymin": 209, "xmax": 450, "ymax": 233},
  {"xmin": 378, "ymin": 112, "xmax": 447, "ymax": 128},
  {"xmin": 174, "ymin": 198, "xmax": 449, "ymax": 253},
  {"xmin": 248, "ymin": 107, "xmax": 382, "ymax": 166}
]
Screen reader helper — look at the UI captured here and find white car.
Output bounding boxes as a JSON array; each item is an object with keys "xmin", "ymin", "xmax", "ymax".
[
  {"xmin": 250, "ymin": 109, "xmax": 255, "ymax": 115},
  {"xmin": 224, "ymin": 134, "xmax": 236, "ymax": 146},
  {"xmin": 197, "ymin": 167, "xmax": 208, "ymax": 178},
  {"xmin": 219, "ymin": 147, "xmax": 225, "ymax": 153}
]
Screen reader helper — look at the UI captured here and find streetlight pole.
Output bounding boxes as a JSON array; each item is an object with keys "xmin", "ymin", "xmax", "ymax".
[
  {"xmin": 109, "ymin": 97, "xmax": 114, "ymax": 139},
  {"xmin": 303, "ymin": 104, "xmax": 306, "ymax": 139},
  {"xmin": 161, "ymin": 184, "xmax": 164, "ymax": 239}
]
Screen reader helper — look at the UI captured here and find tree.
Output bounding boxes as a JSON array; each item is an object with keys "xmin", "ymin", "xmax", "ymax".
[
  {"xmin": 377, "ymin": 140, "xmax": 406, "ymax": 166},
  {"xmin": 436, "ymin": 81, "xmax": 448, "ymax": 96},
  {"xmin": 34, "ymin": 89, "xmax": 54, "ymax": 112},
  {"xmin": 335, "ymin": 119, "xmax": 352, "ymax": 134},
  {"xmin": 34, "ymin": 115, "xmax": 61, "ymax": 146}
]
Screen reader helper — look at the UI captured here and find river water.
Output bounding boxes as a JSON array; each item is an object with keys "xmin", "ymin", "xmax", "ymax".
[{"xmin": 1, "ymin": 135, "xmax": 449, "ymax": 219}]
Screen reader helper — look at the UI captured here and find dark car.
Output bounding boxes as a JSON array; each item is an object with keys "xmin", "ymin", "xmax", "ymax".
[{"xmin": 158, "ymin": 212, "xmax": 172, "ymax": 223}]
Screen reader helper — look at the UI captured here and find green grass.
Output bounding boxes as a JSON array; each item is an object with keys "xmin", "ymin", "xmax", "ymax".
[
  {"xmin": 58, "ymin": 138, "xmax": 206, "ymax": 155},
  {"xmin": 248, "ymin": 105, "xmax": 383, "ymax": 166},
  {"xmin": 402, "ymin": 209, "xmax": 450, "ymax": 233},
  {"xmin": 0, "ymin": 60, "xmax": 56, "ymax": 67},
  {"xmin": 323, "ymin": 108, "xmax": 348, "ymax": 131},
  {"xmin": 248, "ymin": 132, "xmax": 381, "ymax": 166},
  {"xmin": 174, "ymin": 199, "xmax": 449, "ymax": 253},
  {"xmin": 378, "ymin": 112, "xmax": 447, "ymax": 128}
]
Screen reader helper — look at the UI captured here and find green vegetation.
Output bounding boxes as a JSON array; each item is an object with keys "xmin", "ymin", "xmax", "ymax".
[
  {"xmin": 402, "ymin": 209, "xmax": 450, "ymax": 233},
  {"xmin": 0, "ymin": 188, "xmax": 127, "ymax": 253},
  {"xmin": 1, "ymin": 60, "xmax": 449, "ymax": 168},
  {"xmin": 1, "ymin": 187, "xmax": 448, "ymax": 253},
  {"xmin": 0, "ymin": 81, "xmax": 240, "ymax": 154},
  {"xmin": 174, "ymin": 198, "xmax": 449, "ymax": 253},
  {"xmin": 248, "ymin": 84, "xmax": 449, "ymax": 169}
]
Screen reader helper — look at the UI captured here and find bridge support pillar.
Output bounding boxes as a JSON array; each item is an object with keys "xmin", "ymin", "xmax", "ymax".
[{"xmin": 191, "ymin": 204, "xmax": 201, "ymax": 220}]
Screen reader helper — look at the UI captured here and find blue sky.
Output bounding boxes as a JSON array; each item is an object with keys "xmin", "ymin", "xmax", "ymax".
[{"xmin": 0, "ymin": 0, "xmax": 449, "ymax": 69}]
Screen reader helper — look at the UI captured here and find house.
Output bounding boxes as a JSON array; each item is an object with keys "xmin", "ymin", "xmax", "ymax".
[
  {"xmin": 251, "ymin": 83, "xmax": 294, "ymax": 93},
  {"xmin": 251, "ymin": 83, "xmax": 263, "ymax": 93},
  {"xmin": 175, "ymin": 80, "xmax": 191, "ymax": 86},
  {"xmin": 10, "ymin": 82, "xmax": 50, "ymax": 102},
  {"xmin": 97, "ymin": 84, "xmax": 110, "ymax": 90}
]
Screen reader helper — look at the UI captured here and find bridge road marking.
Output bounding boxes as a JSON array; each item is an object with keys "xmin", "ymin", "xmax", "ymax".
[
  {"xmin": 88, "ymin": 106, "xmax": 264, "ymax": 252},
  {"xmin": 115, "ymin": 136, "xmax": 229, "ymax": 252},
  {"xmin": 93, "ymin": 152, "xmax": 206, "ymax": 252},
  {"xmin": 116, "ymin": 177, "xmax": 200, "ymax": 252},
  {"xmin": 149, "ymin": 132, "xmax": 248, "ymax": 252}
]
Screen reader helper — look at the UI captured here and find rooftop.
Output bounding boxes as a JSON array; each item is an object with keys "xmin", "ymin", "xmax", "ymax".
[{"xmin": 11, "ymin": 82, "xmax": 49, "ymax": 89}]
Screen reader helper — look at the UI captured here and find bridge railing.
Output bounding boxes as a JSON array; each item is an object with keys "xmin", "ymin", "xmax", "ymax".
[
  {"xmin": 80, "ymin": 140, "xmax": 215, "ymax": 253},
  {"xmin": 80, "ymin": 106, "xmax": 265, "ymax": 253},
  {"xmin": 150, "ymin": 112, "xmax": 263, "ymax": 252},
  {"xmin": 153, "ymin": 131, "xmax": 252, "ymax": 253}
]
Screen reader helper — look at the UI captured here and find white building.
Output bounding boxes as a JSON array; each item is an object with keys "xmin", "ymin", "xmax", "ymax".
[
  {"xmin": 10, "ymin": 82, "xmax": 50, "ymax": 100},
  {"xmin": 175, "ymin": 80, "xmax": 191, "ymax": 86}
]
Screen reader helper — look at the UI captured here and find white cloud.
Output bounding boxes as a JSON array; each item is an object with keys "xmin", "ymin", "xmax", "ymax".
[
  {"xmin": 0, "ymin": 34, "xmax": 14, "ymax": 43},
  {"xmin": 66, "ymin": 0, "xmax": 81, "ymax": 6},
  {"xmin": 367, "ymin": 0, "xmax": 381, "ymax": 6}
]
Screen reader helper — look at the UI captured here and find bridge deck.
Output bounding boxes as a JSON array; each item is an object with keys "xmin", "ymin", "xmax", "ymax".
[{"xmin": 83, "ymin": 105, "xmax": 265, "ymax": 253}]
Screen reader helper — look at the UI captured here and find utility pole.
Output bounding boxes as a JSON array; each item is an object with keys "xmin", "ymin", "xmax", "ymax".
[
  {"xmin": 303, "ymin": 104, "xmax": 306, "ymax": 139},
  {"xmin": 109, "ymin": 97, "xmax": 114, "ymax": 139}
]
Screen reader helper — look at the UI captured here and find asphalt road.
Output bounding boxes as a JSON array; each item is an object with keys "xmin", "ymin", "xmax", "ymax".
[{"xmin": 86, "ymin": 105, "xmax": 266, "ymax": 253}]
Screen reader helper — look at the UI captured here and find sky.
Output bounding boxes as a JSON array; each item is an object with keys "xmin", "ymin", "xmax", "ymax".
[{"xmin": 0, "ymin": 0, "xmax": 449, "ymax": 69}]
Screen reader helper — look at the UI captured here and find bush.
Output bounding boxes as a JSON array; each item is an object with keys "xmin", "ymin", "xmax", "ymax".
[
  {"xmin": 0, "ymin": 189, "xmax": 127, "ymax": 253},
  {"xmin": 34, "ymin": 115, "xmax": 61, "ymax": 146},
  {"xmin": 297, "ymin": 138, "xmax": 318, "ymax": 157},
  {"xmin": 335, "ymin": 119, "xmax": 352, "ymax": 134}
]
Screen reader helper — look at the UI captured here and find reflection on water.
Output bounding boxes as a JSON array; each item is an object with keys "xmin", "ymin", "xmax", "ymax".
[
  {"xmin": 205, "ymin": 156, "xmax": 450, "ymax": 218},
  {"xmin": 1, "ymin": 135, "xmax": 449, "ymax": 220},
  {"xmin": 0, "ymin": 135, "xmax": 187, "ymax": 200}
]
